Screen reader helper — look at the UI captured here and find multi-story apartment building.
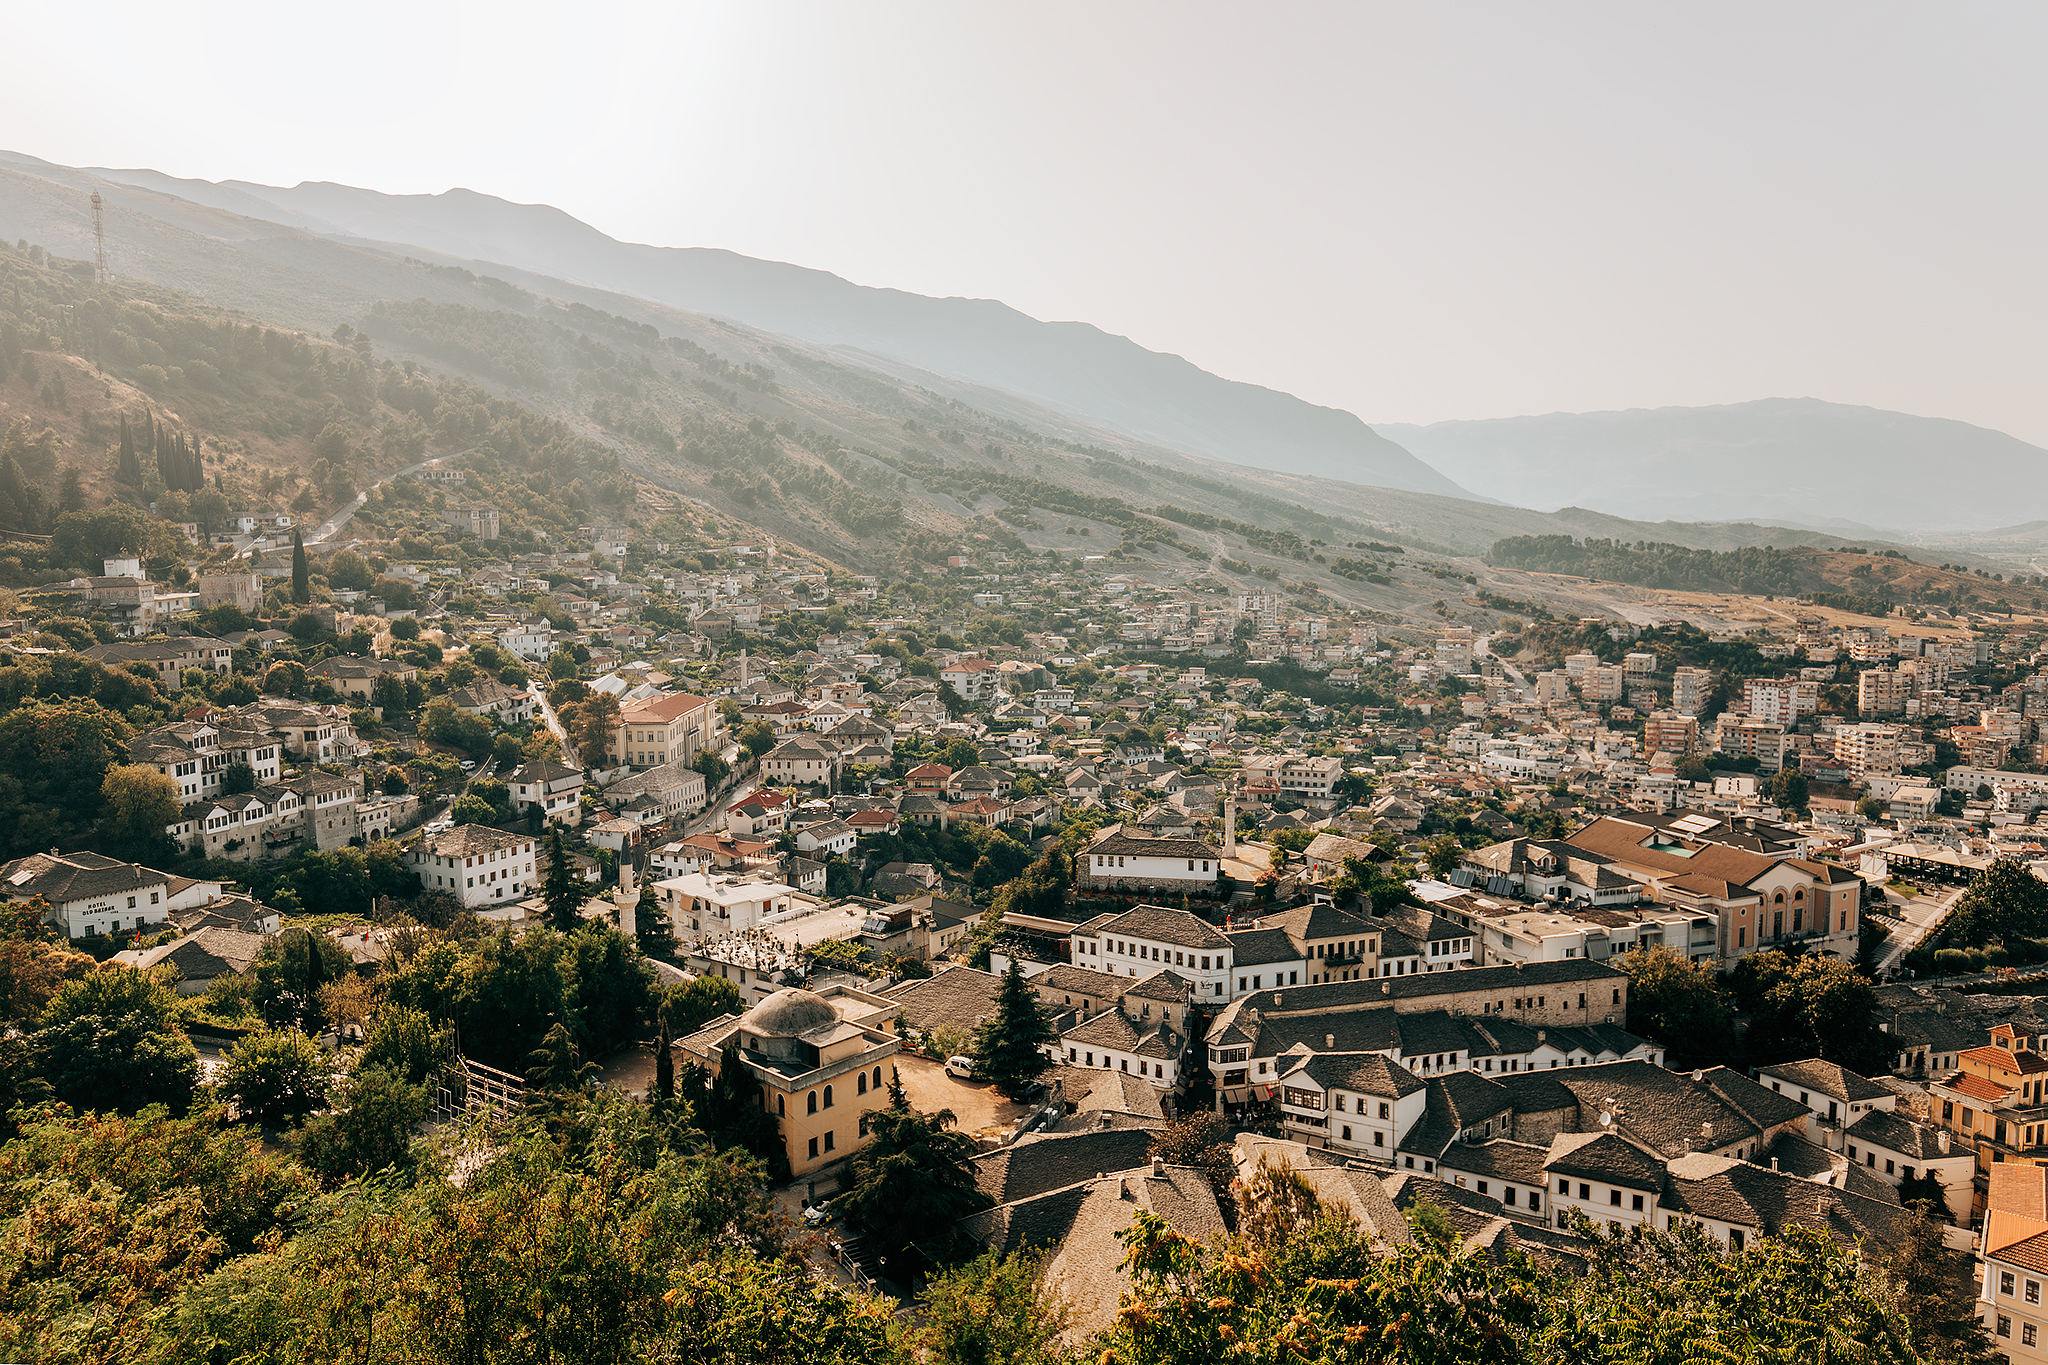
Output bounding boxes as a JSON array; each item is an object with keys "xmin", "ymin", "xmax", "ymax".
[
  {"xmin": 1741, "ymin": 677, "xmax": 1819, "ymax": 724},
  {"xmin": 1716, "ymin": 717, "xmax": 1790, "ymax": 772},
  {"xmin": 1671, "ymin": 666, "xmax": 1712, "ymax": 716},
  {"xmin": 1642, "ymin": 711, "xmax": 1700, "ymax": 757},
  {"xmin": 1833, "ymin": 722, "xmax": 1902, "ymax": 779},
  {"xmin": 1857, "ymin": 668, "xmax": 1913, "ymax": 717},
  {"xmin": 1582, "ymin": 664, "xmax": 1625, "ymax": 703}
]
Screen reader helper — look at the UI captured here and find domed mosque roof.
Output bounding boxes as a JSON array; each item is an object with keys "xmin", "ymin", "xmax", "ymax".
[{"xmin": 746, "ymin": 987, "xmax": 839, "ymax": 1038}]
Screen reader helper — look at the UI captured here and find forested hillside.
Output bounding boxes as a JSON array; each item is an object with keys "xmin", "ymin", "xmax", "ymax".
[{"xmin": 1488, "ymin": 535, "xmax": 2048, "ymax": 616}]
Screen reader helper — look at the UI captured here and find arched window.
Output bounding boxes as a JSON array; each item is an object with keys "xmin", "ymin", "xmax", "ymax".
[
  {"xmin": 824, "ymin": 1085, "xmax": 834, "ymax": 1108},
  {"xmin": 873, "ymin": 1066, "xmax": 883, "ymax": 1089},
  {"xmin": 857, "ymin": 1072, "xmax": 868, "ymax": 1095},
  {"xmin": 1773, "ymin": 892, "xmax": 1785, "ymax": 904},
  {"xmin": 807, "ymin": 1091, "xmax": 818, "ymax": 1115},
  {"xmin": 1793, "ymin": 887, "xmax": 1804, "ymax": 901}
]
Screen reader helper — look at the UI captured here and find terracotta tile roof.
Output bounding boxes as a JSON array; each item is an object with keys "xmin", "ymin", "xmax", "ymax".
[
  {"xmin": 1986, "ymin": 1210, "xmax": 2048, "ymax": 1274},
  {"xmin": 1945, "ymin": 1070, "xmax": 2012, "ymax": 1103}
]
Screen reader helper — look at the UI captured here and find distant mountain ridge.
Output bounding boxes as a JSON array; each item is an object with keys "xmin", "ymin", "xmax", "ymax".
[
  {"xmin": 1376, "ymin": 397, "xmax": 2048, "ymax": 533},
  {"xmin": 71, "ymin": 162, "xmax": 1470, "ymax": 501}
]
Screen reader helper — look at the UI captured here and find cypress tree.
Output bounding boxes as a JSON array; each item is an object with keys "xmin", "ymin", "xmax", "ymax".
[
  {"xmin": 116, "ymin": 415, "xmax": 138, "ymax": 484},
  {"xmin": 290, "ymin": 529, "xmax": 310, "ymax": 604},
  {"xmin": 970, "ymin": 958, "xmax": 1058, "ymax": 1094}
]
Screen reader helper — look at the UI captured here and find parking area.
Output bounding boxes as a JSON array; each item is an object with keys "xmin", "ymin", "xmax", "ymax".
[{"xmin": 890, "ymin": 1052, "xmax": 1032, "ymax": 1141}]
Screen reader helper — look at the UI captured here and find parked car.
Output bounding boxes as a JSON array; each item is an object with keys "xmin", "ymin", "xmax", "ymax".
[
  {"xmin": 944, "ymin": 1055, "xmax": 977, "ymax": 1080},
  {"xmin": 460, "ymin": 760, "xmax": 477, "ymax": 772},
  {"xmin": 802, "ymin": 1199, "xmax": 834, "ymax": 1227}
]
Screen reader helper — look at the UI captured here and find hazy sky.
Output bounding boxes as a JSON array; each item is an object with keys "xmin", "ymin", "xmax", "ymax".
[{"xmin": 7, "ymin": 2, "xmax": 2047, "ymax": 442}]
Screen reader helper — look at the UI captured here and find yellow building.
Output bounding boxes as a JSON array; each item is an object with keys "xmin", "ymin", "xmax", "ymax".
[{"xmin": 681, "ymin": 985, "xmax": 902, "ymax": 1179}]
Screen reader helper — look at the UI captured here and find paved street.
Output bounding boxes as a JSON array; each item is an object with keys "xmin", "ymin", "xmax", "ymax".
[{"xmin": 1871, "ymin": 881, "xmax": 1965, "ymax": 975}]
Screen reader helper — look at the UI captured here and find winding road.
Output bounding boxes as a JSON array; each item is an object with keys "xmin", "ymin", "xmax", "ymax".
[{"xmin": 302, "ymin": 448, "xmax": 479, "ymax": 548}]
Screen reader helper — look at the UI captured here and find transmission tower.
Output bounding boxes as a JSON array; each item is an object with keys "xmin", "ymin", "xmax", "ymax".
[{"xmin": 90, "ymin": 192, "xmax": 108, "ymax": 285}]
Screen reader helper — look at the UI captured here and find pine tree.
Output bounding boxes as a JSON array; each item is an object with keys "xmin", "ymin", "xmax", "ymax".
[
  {"xmin": 541, "ymin": 827, "xmax": 592, "ymax": 933},
  {"xmin": 290, "ymin": 530, "xmax": 310, "ymax": 604},
  {"xmin": 970, "ymin": 959, "xmax": 1056, "ymax": 1095}
]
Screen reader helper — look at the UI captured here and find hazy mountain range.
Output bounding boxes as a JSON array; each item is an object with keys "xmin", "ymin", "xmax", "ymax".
[
  {"xmin": 60, "ymin": 161, "xmax": 1462, "ymax": 502},
  {"xmin": 3, "ymin": 148, "xmax": 2041, "ymax": 539},
  {"xmin": 1377, "ymin": 397, "xmax": 2048, "ymax": 534}
]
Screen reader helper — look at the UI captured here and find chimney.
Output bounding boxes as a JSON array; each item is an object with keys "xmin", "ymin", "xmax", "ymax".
[
  {"xmin": 1326, "ymin": 1033, "xmax": 1336, "ymax": 1049},
  {"xmin": 1381, "ymin": 982, "xmax": 1391, "ymax": 994},
  {"xmin": 1938, "ymin": 1130, "xmax": 1951, "ymax": 1154},
  {"xmin": 1152, "ymin": 1156, "xmax": 1164, "ymax": 1177},
  {"xmin": 1099, "ymin": 1112, "xmax": 1112, "ymax": 1128},
  {"xmin": 1691, "ymin": 1069, "xmax": 1704, "ymax": 1083},
  {"xmin": 1274, "ymin": 994, "xmax": 1283, "ymax": 1008}
]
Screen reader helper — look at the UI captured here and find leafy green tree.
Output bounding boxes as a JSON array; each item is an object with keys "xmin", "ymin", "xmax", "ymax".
[
  {"xmin": 526, "ymin": 1018, "xmax": 597, "ymax": 1093},
  {"xmin": 221, "ymin": 1027, "xmax": 331, "ymax": 1128},
  {"xmin": 914, "ymin": 1250, "xmax": 1074, "ymax": 1365},
  {"xmin": 450, "ymin": 792, "xmax": 497, "ymax": 825},
  {"xmin": 1618, "ymin": 946, "xmax": 1737, "ymax": 1065},
  {"xmin": 542, "ymin": 826, "xmax": 593, "ymax": 932},
  {"xmin": 971, "ymin": 959, "xmax": 1056, "ymax": 1095},
  {"xmin": 1945, "ymin": 856, "xmax": 2048, "ymax": 948},
  {"xmin": 219, "ymin": 761, "xmax": 257, "ymax": 795},
  {"xmin": 1772, "ymin": 767, "xmax": 1811, "ymax": 814},
  {"xmin": 670, "ymin": 972, "xmax": 743, "ymax": 1033},
  {"xmin": 291, "ymin": 529, "xmax": 310, "ymax": 604},
  {"xmin": 293, "ymin": 1063, "xmax": 428, "ymax": 1185},
  {"xmin": 1732, "ymin": 948, "xmax": 1890, "ymax": 1073},
  {"xmin": 34, "ymin": 968, "xmax": 197, "ymax": 1115},
  {"xmin": 1147, "ymin": 1111, "xmax": 1237, "ymax": 1201},
  {"xmin": 1422, "ymin": 833, "xmax": 1463, "ymax": 878},
  {"xmin": 737, "ymin": 720, "xmax": 778, "ymax": 758},
  {"xmin": 694, "ymin": 749, "xmax": 731, "ymax": 785},
  {"xmin": 100, "ymin": 763, "xmax": 181, "ymax": 859},
  {"xmin": 1871, "ymin": 1199, "xmax": 1996, "ymax": 1360},
  {"xmin": 698, "ymin": 1036, "xmax": 789, "ymax": 1181},
  {"xmin": 838, "ymin": 1102, "xmax": 991, "ymax": 1259},
  {"xmin": 357, "ymin": 1004, "xmax": 445, "ymax": 1087},
  {"xmin": 250, "ymin": 928, "xmax": 352, "ymax": 1032}
]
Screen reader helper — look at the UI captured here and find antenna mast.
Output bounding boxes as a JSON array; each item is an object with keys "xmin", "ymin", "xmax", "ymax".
[{"xmin": 90, "ymin": 192, "xmax": 108, "ymax": 285}]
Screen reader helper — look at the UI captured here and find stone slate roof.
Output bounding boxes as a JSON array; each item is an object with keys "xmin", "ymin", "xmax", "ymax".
[
  {"xmin": 1847, "ymin": 1107, "xmax": 1951, "ymax": 1161},
  {"xmin": 880, "ymin": 965, "xmax": 1004, "ymax": 1033},
  {"xmin": 1098, "ymin": 906, "xmax": 1230, "ymax": 951},
  {"xmin": 1437, "ymin": 1138, "xmax": 1550, "ymax": 1187},
  {"xmin": 1222, "ymin": 926, "xmax": 1299, "ymax": 966},
  {"xmin": 1294, "ymin": 1052, "xmax": 1427, "ymax": 1100},
  {"xmin": 0, "ymin": 851, "xmax": 168, "ymax": 905},
  {"xmin": 1756, "ymin": 1058, "xmax": 1893, "ymax": 1104},
  {"xmin": 968, "ymin": 1127, "xmax": 1162, "ymax": 1208},
  {"xmin": 1657, "ymin": 1151, "xmax": 1912, "ymax": 1249},
  {"xmin": 1544, "ymin": 1131, "xmax": 1668, "ymax": 1190}
]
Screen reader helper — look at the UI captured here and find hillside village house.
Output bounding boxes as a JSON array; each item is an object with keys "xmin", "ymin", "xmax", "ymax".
[
  {"xmin": 608, "ymin": 692, "xmax": 718, "ymax": 770},
  {"xmin": 1076, "ymin": 826, "xmax": 1221, "ymax": 894},
  {"xmin": 410, "ymin": 826, "xmax": 538, "ymax": 909},
  {"xmin": 0, "ymin": 852, "xmax": 176, "ymax": 939},
  {"xmin": 507, "ymin": 761, "xmax": 585, "ymax": 827}
]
